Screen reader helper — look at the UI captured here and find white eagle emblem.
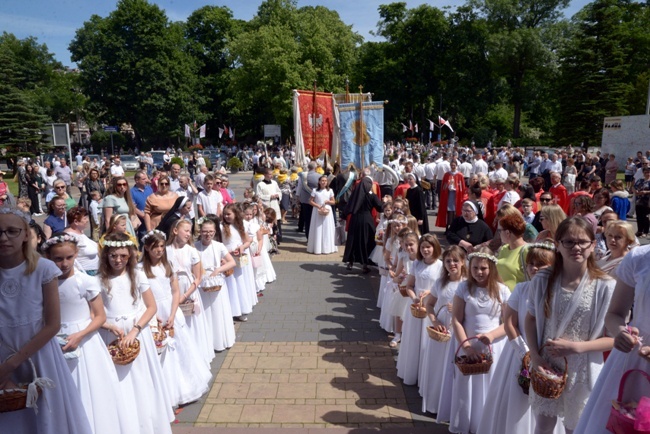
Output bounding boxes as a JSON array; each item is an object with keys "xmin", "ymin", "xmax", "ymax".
[{"xmin": 308, "ymin": 113, "xmax": 323, "ymax": 129}]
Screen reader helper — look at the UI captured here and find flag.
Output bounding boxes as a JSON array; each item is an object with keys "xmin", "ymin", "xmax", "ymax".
[
  {"xmin": 438, "ymin": 116, "xmax": 454, "ymax": 132},
  {"xmin": 296, "ymin": 90, "xmax": 334, "ymax": 157},
  {"xmin": 414, "ymin": 123, "xmax": 418, "ymax": 133},
  {"xmin": 401, "ymin": 123, "xmax": 408, "ymax": 133},
  {"xmin": 223, "ymin": 125, "xmax": 229, "ymax": 136},
  {"xmin": 184, "ymin": 124, "xmax": 191, "ymax": 138},
  {"xmin": 427, "ymin": 119, "xmax": 436, "ymax": 130},
  {"xmin": 218, "ymin": 127, "xmax": 224, "ymax": 138},
  {"xmin": 230, "ymin": 128, "xmax": 235, "ymax": 140},
  {"xmin": 193, "ymin": 120, "xmax": 197, "ymax": 129},
  {"xmin": 409, "ymin": 120, "xmax": 413, "ymax": 131},
  {"xmin": 338, "ymin": 101, "xmax": 384, "ymax": 169},
  {"xmin": 199, "ymin": 124, "xmax": 206, "ymax": 138}
]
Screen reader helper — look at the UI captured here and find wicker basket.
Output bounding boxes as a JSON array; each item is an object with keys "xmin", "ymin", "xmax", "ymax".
[
  {"xmin": 108, "ymin": 339, "xmax": 140, "ymax": 365},
  {"xmin": 0, "ymin": 357, "xmax": 40, "ymax": 413},
  {"xmin": 318, "ymin": 207, "xmax": 330, "ymax": 216},
  {"xmin": 151, "ymin": 327, "xmax": 167, "ymax": 355},
  {"xmin": 518, "ymin": 352, "xmax": 531, "ymax": 395},
  {"xmin": 410, "ymin": 303, "xmax": 427, "ymax": 319},
  {"xmin": 454, "ymin": 337, "xmax": 493, "ymax": 376},
  {"xmin": 223, "ymin": 268, "xmax": 234, "ymax": 277},
  {"xmin": 398, "ymin": 285, "xmax": 409, "ymax": 297},
  {"xmin": 180, "ymin": 299, "xmax": 195, "ymax": 316},
  {"xmin": 607, "ymin": 369, "xmax": 650, "ymax": 434},
  {"xmin": 531, "ymin": 344, "xmax": 567, "ymax": 399},
  {"xmin": 426, "ymin": 306, "xmax": 451, "ymax": 342}
]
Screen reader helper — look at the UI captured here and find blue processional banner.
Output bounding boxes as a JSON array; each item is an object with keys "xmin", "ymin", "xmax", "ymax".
[{"xmin": 338, "ymin": 101, "xmax": 384, "ymax": 169}]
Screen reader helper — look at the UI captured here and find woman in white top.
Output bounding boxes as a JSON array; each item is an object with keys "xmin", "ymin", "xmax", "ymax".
[
  {"xmin": 64, "ymin": 206, "xmax": 100, "ymax": 275},
  {"xmin": 498, "ymin": 174, "xmax": 521, "ymax": 209},
  {"xmin": 307, "ymin": 175, "xmax": 337, "ymax": 254}
]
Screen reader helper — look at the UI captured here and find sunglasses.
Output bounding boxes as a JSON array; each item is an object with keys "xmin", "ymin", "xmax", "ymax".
[
  {"xmin": 159, "ymin": 182, "xmax": 169, "ymax": 186},
  {"xmin": 55, "ymin": 186, "xmax": 66, "ymax": 189},
  {"xmin": 540, "ymin": 198, "xmax": 552, "ymax": 203},
  {"xmin": 116, "ymin": 183, "xmax": 127, "ymax": 187}
]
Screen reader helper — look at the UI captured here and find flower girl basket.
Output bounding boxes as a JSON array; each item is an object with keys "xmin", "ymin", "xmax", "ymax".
[
  {"xmin": 454, "ymin": 336, "xmax": 493, "ymax": 376},
  {"xmin": 606, "ymin": 369, "xmax": 650, "ymax": 434}
]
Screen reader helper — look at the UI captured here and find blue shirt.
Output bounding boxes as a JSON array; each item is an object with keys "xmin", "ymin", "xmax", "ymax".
[
  {"xmin": 44, "ymin": 214, "xmax": 66, "ymax": 234},
  {"xmin": 130, "ymin": 185, "xmax": 153, "ymax": 211}
]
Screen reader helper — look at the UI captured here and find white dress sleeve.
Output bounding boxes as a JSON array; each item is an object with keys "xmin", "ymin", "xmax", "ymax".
[
  {"xmin": 189, "ymin": 245, "xmax": 201, "ymax": 266},
  {"xmin": 135, "ymin": 270, "xmax": 151, "ymax": 294},
  {"xmin": 82, "ymin": 274, "xmax": 101, "ymax": 301},
  {"xmin": 40, "ymin": 258, "xmax": 62, "ymax": 284}
]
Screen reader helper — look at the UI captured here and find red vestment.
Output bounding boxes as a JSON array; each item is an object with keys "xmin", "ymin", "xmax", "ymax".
[
  {"xmin": 550, "ymin": 183, "xmax": 569, "ymax": 213},
  {"xmin": 435, "ymin": 172, "xmax": 466, "ymax": 227}
]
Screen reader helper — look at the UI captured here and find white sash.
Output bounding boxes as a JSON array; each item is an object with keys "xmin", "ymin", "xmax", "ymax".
[{"xmin": 550, "ymin": 271, "xmax": 590, "ymax": 339}]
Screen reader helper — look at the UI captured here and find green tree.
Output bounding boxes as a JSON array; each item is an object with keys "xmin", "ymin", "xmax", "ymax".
[
  {"xmin": 0, "ymin": 46, "xmax": 49, "ymax": 153},
  {"xmin": 471, "ymin": 0, "xmax": 568, "ymax": 138},
  {"xmin": 185, "ymin": 6, "xmax": 242, "ymax": 140},
  {"xmin": 69, "ymin": 0, "xmax": 203, "ymax": 145},
  {"xmin": 558, "ymin": 0, "xmax": 650, "ymax": 145},
  {"xmin": 227, "ymin": 0, "xmax": 361, "ymax": 135}
]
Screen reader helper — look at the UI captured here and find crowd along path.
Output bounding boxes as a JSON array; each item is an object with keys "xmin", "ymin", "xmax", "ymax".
[{"xmin": 172, "ymin": 171, "xmax": 449, "ymax": 433}]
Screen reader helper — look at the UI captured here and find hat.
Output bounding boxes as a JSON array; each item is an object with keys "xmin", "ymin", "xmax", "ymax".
[{"xmin": 0, "ymin": 171, "xmax": 5, "ymax": 176}]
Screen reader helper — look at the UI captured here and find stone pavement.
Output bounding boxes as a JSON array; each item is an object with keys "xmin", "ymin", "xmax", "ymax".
[{"xmin": 172, "ymin": 172, "xmax": 450, "ymax": 433}]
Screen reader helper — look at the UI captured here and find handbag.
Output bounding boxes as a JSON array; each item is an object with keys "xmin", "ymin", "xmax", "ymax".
[
  {"xmin": 607, "ymin": 369, "xmax": 650, "ymax": 433},
  {"xmin": 335, "ymin": 222, "xmax": 346, "ymax": 246},
  {"xmin": 251, "ymin": 254, "xmax": 262, "ymax": 269},
  {"xmin": 564, "ymin": 172, "xmax": 576, "ymax": 188},
  {"xmin": 130, "ymin": 214, "xmax": 142, "ymax": 230}
]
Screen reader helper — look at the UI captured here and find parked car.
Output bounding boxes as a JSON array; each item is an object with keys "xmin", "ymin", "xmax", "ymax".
[
  {"xmin": 120, "ymin": 155, "xmax": 139, "ymax": 171},
  {"xmin": 150, "ymin": 151, "xmax": 167, "ymax": 169}
]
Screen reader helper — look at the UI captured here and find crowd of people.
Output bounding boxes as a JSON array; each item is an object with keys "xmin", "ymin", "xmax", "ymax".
[
  {"xmin": 0, "ymin": 141, "xmax": 649, "ymax": 434},
  {"xmin": 354, "ymin": 142, "xmax": 648, "ymax": 434},
  {"xmin": 0, "ymin": 153, "xmax": 281, "ymax": 433}
]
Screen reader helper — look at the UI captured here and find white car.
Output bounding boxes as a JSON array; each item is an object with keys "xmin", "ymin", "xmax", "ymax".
[{"xmin": 120, "ymin": 155, "xmax": 140, "ymax": 171}]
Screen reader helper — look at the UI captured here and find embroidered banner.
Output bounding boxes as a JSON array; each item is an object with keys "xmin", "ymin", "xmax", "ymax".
[
  {"xmin": 297, "ymin": 90, "xmax": 334, "ymax": 158},
  {"xmin": 338, "ymin": 101, "xmax": 384, "ymax": 169}
]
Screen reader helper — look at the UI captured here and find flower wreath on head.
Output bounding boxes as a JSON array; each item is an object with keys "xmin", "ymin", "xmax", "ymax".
[
  {"xmin": 527, "ymin": 242, "xmax": 556, "ymax": 252},
  {"xmin": 42, "ymin": 233, "xmax": 78, "ymax": 251},
  {"xmin": 0, "ymin": 206, "xmax": 31, "ymax": 223},
  {"xmin": 197, "ymin": 216, "xmax": 209, "ymax": 226},
  {"xmin": 142, "ymin": 229, "xmax": 166, "ymax": 243},
  {"xmin": 467, "ymin": 251, "xmax": 498, "ymax": 264},
  {"xmin": 102, "ymin": 239, "xmax": 135, "ymax": 248}
]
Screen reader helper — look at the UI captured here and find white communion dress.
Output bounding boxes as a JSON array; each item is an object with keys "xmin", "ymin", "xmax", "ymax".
[{"xmin": 307, "ymin": 188, "xmax": 337, "ymax": 254}]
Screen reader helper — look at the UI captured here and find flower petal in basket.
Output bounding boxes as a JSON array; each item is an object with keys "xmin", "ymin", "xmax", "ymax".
[
  {"xmin": 201, "ymin": 274, "xmax": 225, "ymax": 292},
  {"xmin": 108, "ymin": 339, "xmax": 140, "ymax": 365}
]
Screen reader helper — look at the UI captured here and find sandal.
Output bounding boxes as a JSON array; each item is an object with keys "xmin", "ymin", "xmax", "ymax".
[{"xmin": 389, "ymin": 336, "xmax": 401, "ymax": 348}]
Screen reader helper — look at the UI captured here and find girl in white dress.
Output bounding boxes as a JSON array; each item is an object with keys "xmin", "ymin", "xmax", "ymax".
[
  {"xmin": 141, "ymin": 230, "xmax": 212, "ymax": 406},
  {"xmin": 256, "ymin": 203, "xmax": 276, "ymax": 284},
  {"xmin": 307, "ymin": 175, "xmax": 337, "ymax": 254},
  {"xmin": 574, "ymin": 243, "xmax": 650, "ymax": 434},
  {"xmin": 0, "ymin": 208, "xmax": 92, "ymax": 434},
  {"xmin": 243, "ymin": 204, "xmax": 266, "ymax": 293},
  {"xmin": 396, "ymin": 233, "xmax": 443, "ymax": 386},
  {"xmin": 419, "ymin": 245, "xmax": 467, "ymax": 414},
  {"xmin": 98, "ymin": 232, "xmax": 174, "ymax": 434},
  {"xmin": 44, "ymin": 234, "xmax": 133, "ymax": 434},
  {"xmin": 525, "ymin": 217, "xmax": 616, "ymax": 434},
  {"xmin": 478, "ymin": 243, "xmax": 559, "ymax": 434},
  {"xmin": 221, "ymin": 204, "xmax": 255, "ymax": 322},
  {"xmin": 373, "ymin": 203, "xmax": 394, "ymax": 308},
  {"xmin": 193, "ymin": 220, "xmax": 237, "ymax": 351},
  {"xmin": 378, "ymin": 216, "xmax": 406, "ymax": 338},
  {"xmin": 165, "ymin": 219, "xmax": 213, "ymax": 364},
  {"xmin": 440, "ymin": 246, "xmax": 510, "ymax": 434}
]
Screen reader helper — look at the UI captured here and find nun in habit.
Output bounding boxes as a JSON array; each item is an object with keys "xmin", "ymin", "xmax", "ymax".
[
  {"xmin": 404, "ymin": 173, "xmax": 429, "ymax": 234},
  {"xmin": 157, "ymin": 196, "xmax": 193, "ymax": 239}
]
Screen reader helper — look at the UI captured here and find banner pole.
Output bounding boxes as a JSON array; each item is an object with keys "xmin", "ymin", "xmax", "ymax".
[
  {"xmin": 312, "ymin": 80, "xmax": 317, "ymax": 158},
  {"xmin": 358, "ymin": 85, "xmax": 364, "ymax": 169}
]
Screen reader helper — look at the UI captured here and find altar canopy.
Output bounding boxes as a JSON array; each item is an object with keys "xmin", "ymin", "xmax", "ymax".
[{"xmin": 338, "ymin": 101, "xmax": 384, "ymax": 169}]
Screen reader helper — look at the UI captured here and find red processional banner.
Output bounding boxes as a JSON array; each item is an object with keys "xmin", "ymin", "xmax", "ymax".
[{"xmin": 298, "ymin": 91, "xmax": 334, "ymax": 157}]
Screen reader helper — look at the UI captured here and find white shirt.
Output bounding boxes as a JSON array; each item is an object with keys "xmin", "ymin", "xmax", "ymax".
[
  {"xmin": 489, "ymin": 167, "xmax": 508, "ymax": 181},
  {"xmin": 197, "ymin": 190, "xmax": 222, "ymax": 216},
  {"xmin": 110, "ymin": 164, "xmax": 124, "ymax": 177},
  {"xmin": 549, "ymin": 161, "xmax": 563, "ymax": 173},
  {"xmin": 473, "ymin": 158, "xmax": 488, "ymax": 175},
  {"xmin": 424, "ymin": 162, "xmax": 437, "ymax": 179},
  {"xmin": 434, "ymin": 160, "xmax": 451, "ymax": 181},
  {"xmin": 459, "ymin": 162, "xmax": 473, "ymax": 178},
  {"xmin": 413, "ymin": 163, "xmax": 426, "ymax": 179},
  {"xmin": 498, "ymin": 190, "xmax": 521, "ymax": 209}
]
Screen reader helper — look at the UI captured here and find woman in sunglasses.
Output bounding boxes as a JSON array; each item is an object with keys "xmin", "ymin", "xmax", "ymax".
[
  {"xmin": 144, "ymin": 174, "xmax": 178, "ymax": 231},
  {"xmin": 46, "ymin": 178, "xmax": 77, "ymax": 211},
  {"xmin": 102, "ymin": 176, "xmax": 138, "ymax": 238},
  {"xmin": 535, "ymin": 204, "xmax": 566, "ymax": 243}
]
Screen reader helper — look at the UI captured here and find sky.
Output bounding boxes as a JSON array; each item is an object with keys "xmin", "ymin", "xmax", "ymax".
[{"xmin": 0, "ymin": 0, "xmax": 591, "ymax": 67}]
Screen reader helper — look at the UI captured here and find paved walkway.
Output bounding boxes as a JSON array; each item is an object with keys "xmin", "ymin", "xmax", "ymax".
[{"xmin": 172, "ymin": 172, "xmax": 449, "ymax": 433}]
